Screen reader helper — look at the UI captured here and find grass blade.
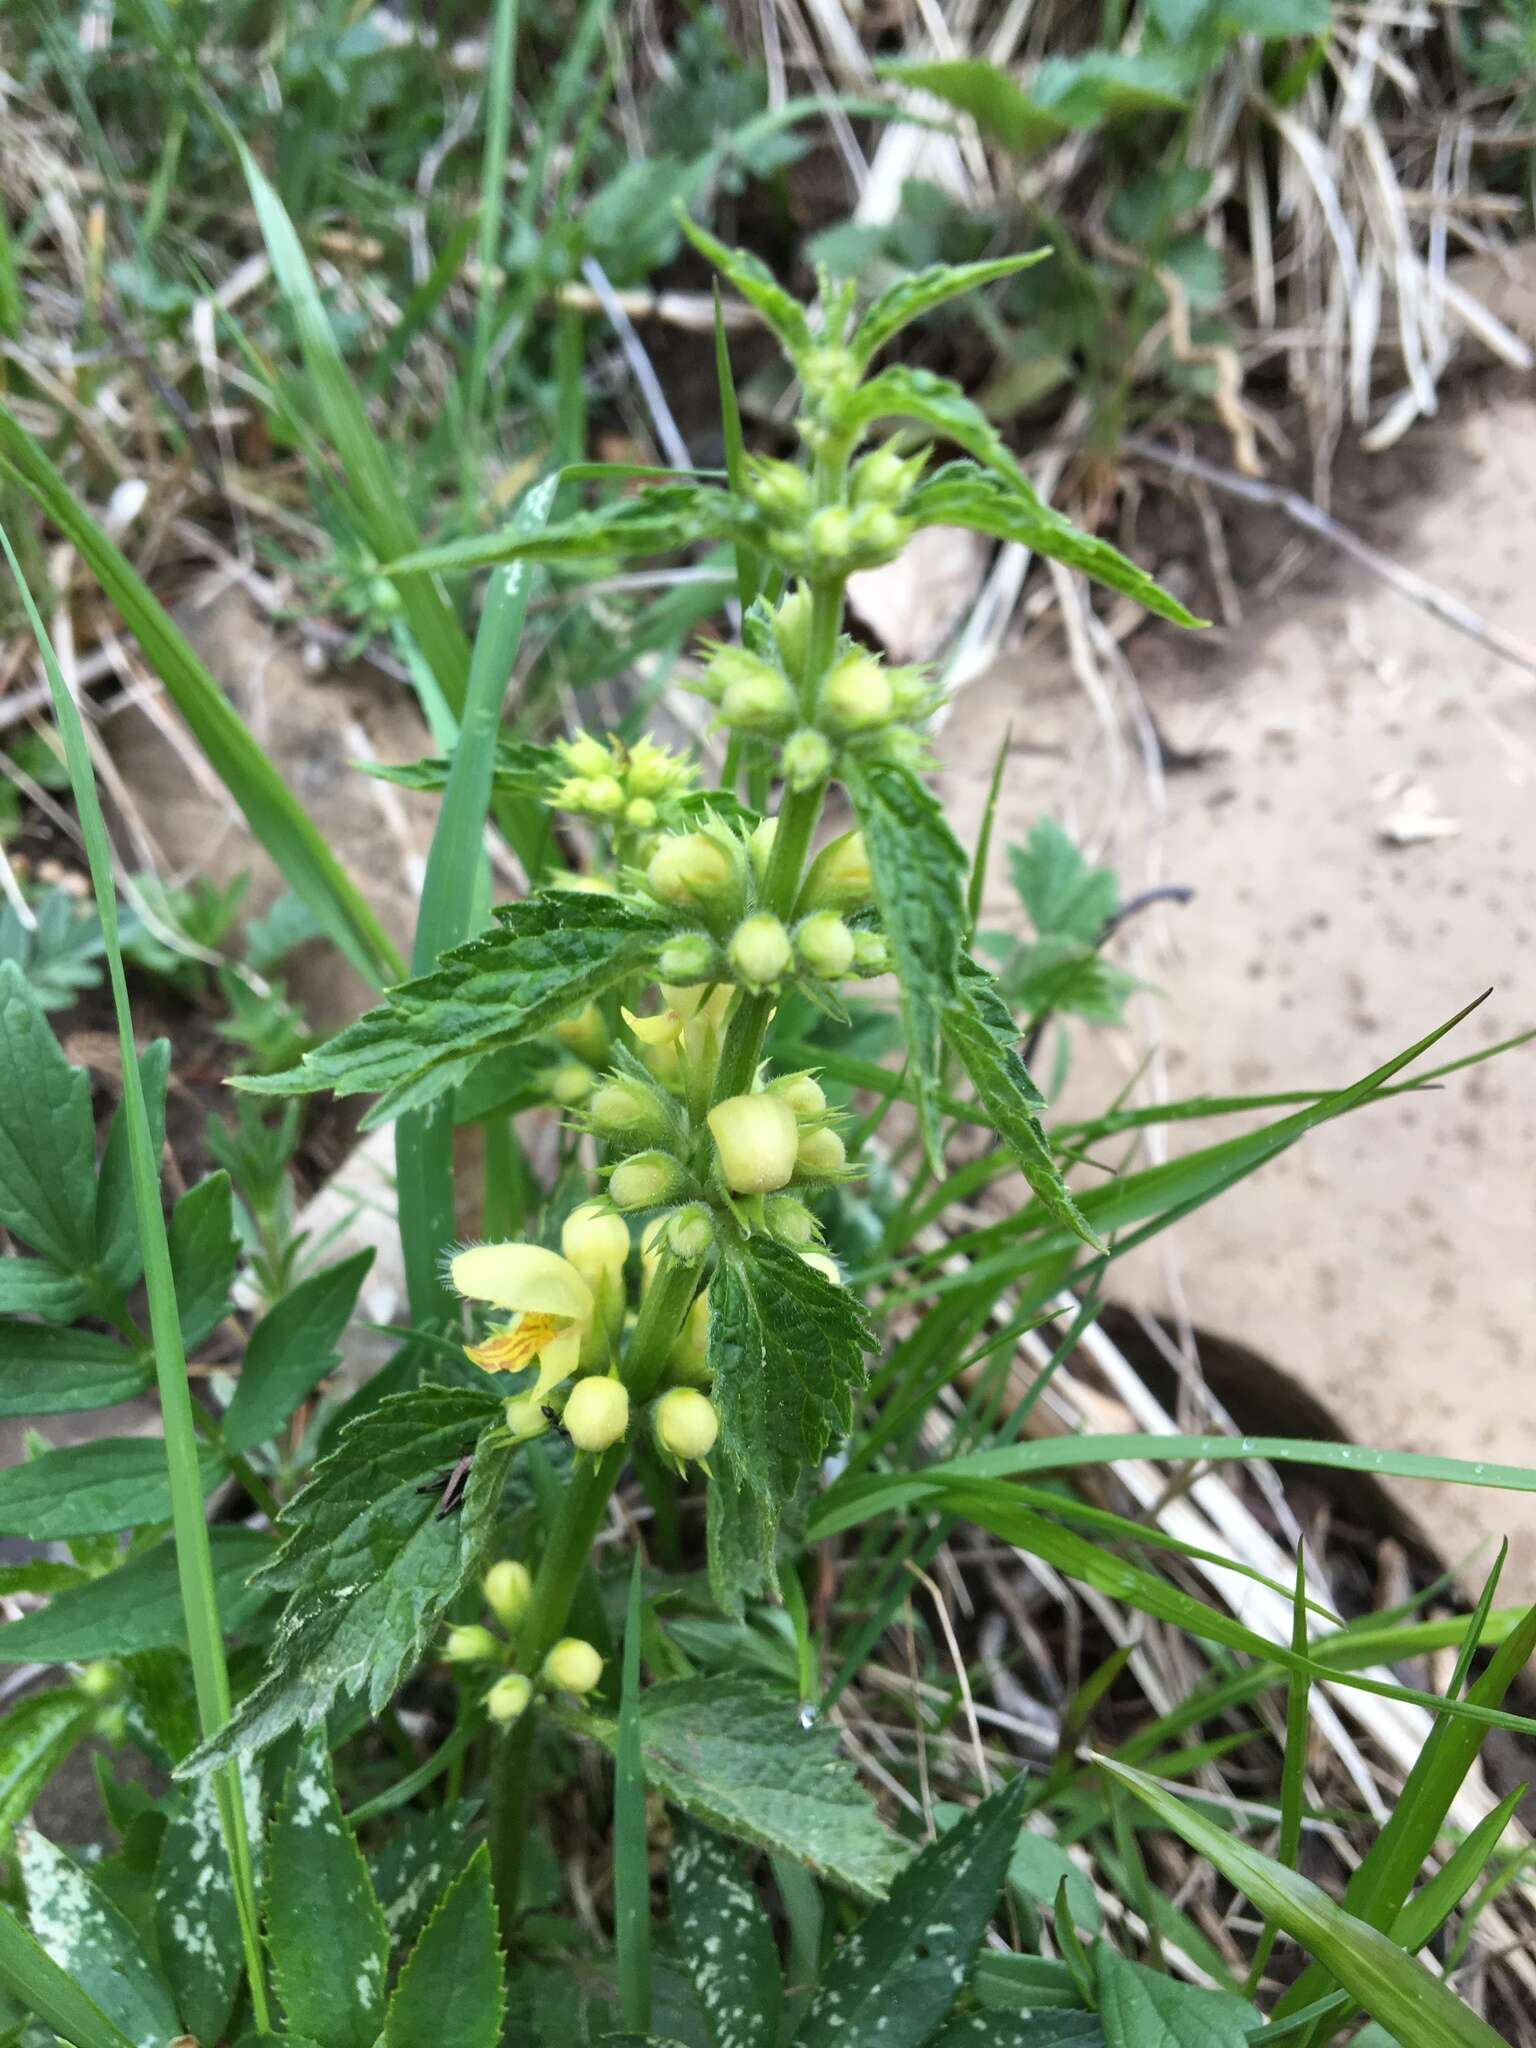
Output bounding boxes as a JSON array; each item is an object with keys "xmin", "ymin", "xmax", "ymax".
[
  {"xmin": 0, "ymin": 417, "xmax": 402, "ymax": 989},
  {"xmin": 615, "ymin": 1552, "xmax": 651, "ymax": 2032},
  {"xmin": 1246, "ymin": 1553, "xmax": 1312, "ymax": 1996},
  {"xmin": 0, "ymin": 1900, "xmax": 134, "ymax": 2048},
  {"xmin": 714, "ymin": 285, "xmax": 762, "ymax": 610},
  {"xmin": 464, "ymin": 0, "xmax": 519, "ymax": 459},
  {"xmin": 1097, "ymin": 1756, "xmax": 1509, "ymax": 2048},
  {"xmin": 0, "ymin": 524, "xmax": 270, "ymax": 2030},
  {"xmin": 395, "ymin": 477, "xmax": 553, "ymax": 1322}
]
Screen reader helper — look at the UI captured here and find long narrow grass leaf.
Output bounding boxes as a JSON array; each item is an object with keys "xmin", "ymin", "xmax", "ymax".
[
  {"xmin": 615, "ymin": 1553, "xmax": 651, "ymax": 2031},
  {"xmin": 0, "ymin": 1900, "xmax": 135, "ymax": 2048}
]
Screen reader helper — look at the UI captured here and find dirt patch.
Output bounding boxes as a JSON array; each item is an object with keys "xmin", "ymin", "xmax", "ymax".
[{"xmin": 937, "ymin": 366, "xmax": 1536, "ymax": 1591}]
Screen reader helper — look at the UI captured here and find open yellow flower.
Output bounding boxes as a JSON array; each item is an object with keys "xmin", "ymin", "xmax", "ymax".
[{"xmin": 451, "ymin": 1243, "xmax": 595, "ymax": 1403}]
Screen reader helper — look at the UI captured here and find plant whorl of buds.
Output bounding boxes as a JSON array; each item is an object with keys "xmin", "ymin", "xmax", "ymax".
[
  {"xmin": 550, "ymin": 731, "xmax": 695, "ymax": 828},
  {"xmin": 646, "ymin": 825, "xmax": 746, "ymax": 929},
  {"xmin": 794, "ymin": 911, "xmax": 856, "ymax": 980},
  {"xmin": 586, "ymin": 1073, "xmax": 675, "ymax": 1149},
  {"xmin": 608, "ymin": 1150, "xmax": 688, "ymax": 1212},
  {"xmin": 728, "ymin": 912, "xmax": 793, "ymax": 992}
]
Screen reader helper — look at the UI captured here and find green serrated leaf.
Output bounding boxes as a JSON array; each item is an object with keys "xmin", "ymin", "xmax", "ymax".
[
  {"xmin": 370, "ymin": 1801, "xmax": 480, "ymax": 1955},
  {"xmin": 707, "ymin": 1238, "xmax": 870, "ymax": 1609},
  {"xmin": 843, "ymin": 755, "xmax": 967, "ymax": 1171},
  {"xmin": 237, "ymin": 894, "xmax": 675, "ymax": 1112},
  {"xmin": 0, "ymin": 1322, "xmax": 150, "ymax": 1417},
  {"xmin": 1098, "ymin": 1758, "xmax": 1509, "ymax": 2048},
  {"xmin": 850, "ymin": 253, "xmax": 1052, "ymax": 365},
  {"xmin": 797, "ymin": 1776, "xmax": 1029, "ymax": 2048},
  {"xmin": 941, "ymin": 967, "xmax": 1102, "ymax": 1251},
  {"xmin": 268, "ymin": 1738, "xmax": 389, "ymax": 2048},
  {"xmin": 0, "ymin": 959, "xmax": 97, "ymax": 1273},
  {"xmin": 20, "ymin": 1831, "xmax": 181, "ymax": 2048},
  {"xmin": 181, "ymin": 1388, "xmax": 505, "ymax": 1772},
  {"xmin": 383, "ymin": 1841, "xmax": 504, "ymax": 2048},
  {"xmin": 386, "ymin": 484, "xmax": 742, "ymax": 581},
  {"xmin": 0, "ymin": 1692, "xmax": 93, "ymax": 1840},
  {"xmin": 932, "ymin": 2014, "xmax": 1104, "ymax": 2046},
  {"xmin": 0, "ymin": 1256, "xmax": 89, "ymax": 1322},
  {"xmin": 676, "ymin": 214, "xmax": 813, "ymax": 357},
  {"xmin": 154, "ymin": 1772, "xmax": 249, "ymax": 2046},
  {"xmin": 169, "ymin": 1171, "xmax": 240, "ymax": 1349},
  {"xmin": 0, "ymin": 1528, "xmax": 272, "ymax": 1664},
  {"xmin": 363, "ymin": 736, "xmax": 560, "ymax": 798},
  {"xmin": 1005, "ymin": 936, "xmax": 1138, "ymax": 1028},
  {"xmin": 1095, "ymin": 1945, "xmax": 1252, "ymax": 2045},
  {"xmin": 1009, "ymin": 820, "xmax": 1119, "ymax": 943},
  {"xmin": 879, "ymin": 58, "xmax": 1074, "ymax": 157},
  {"xmin": 669, "ymin": 1818, "xmax": 782, "ymax": 2048},
  {"xmin": 908, "ymin": 462, "xmax": 1203, "ymax": 627},
  {"xmin": 0, "ymin": 1435, "xmax": 224, "ymax": 1539},
  {"xmin": 573, "ymin": 1673, "xmax": 902, "ymax": 1901},
  {"xmin": 222, "ymin": 1247, "xmax": 374, "ymax": 1452}
]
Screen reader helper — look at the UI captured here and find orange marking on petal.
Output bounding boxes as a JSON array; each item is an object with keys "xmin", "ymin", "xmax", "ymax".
[{"xmin": 464, "ymin": 1312, "xmax": 563, "ymax": 1376}]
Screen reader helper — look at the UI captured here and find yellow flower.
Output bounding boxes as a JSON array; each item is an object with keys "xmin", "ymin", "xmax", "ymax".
[{"xmin": 452, "ymin": 1243, "xmax": 594, "ymax": 1403}]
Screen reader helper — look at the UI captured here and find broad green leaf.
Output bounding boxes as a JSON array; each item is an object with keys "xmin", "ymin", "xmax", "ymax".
[
  {"xmin": 849, "ymin": 252, "xmax": 1051, "ymax": 364},
  {"xmin": 222, "ymin": 1247, "xmax": 374, "ymax": 1452},
  {"xmin": 1095, "ymin": 1945, "xmax": 1252, "ymax": 2045},
  {"xmin": 0, "ymin": 415, "xmax": 403, "ymax": 988},
  {"xmin": 169, "ymin": 1171, "xmax": 239, "ymax": 1350},
  {"xmin": 1009, "ymin": 820, "xmax": 1119, "ymax": 943},
  {"xmin": 677, "ymin": 214, "xmax": 813, "ymax": 357},
  {"xmin": 1003, "ymin": 936, "xmax": 1138, "ymax": 1028},
  {"xmin": 386, "ymin": 482, "xmax": 743, "ymax": 580},
  {"xmin": 974, "ymin": 1950, "xmax": 1092, "ymax": 2013},
  {"xmin": 0, "ymin": 1435, "xmax": 223, "ymax": 1539},
  {"xmin": 941, "ymin": 965, "xmax": 1101, "ymax": 1250},
  {"xmin": 573, "ymin": 1674, "xmax": 902, "ymax": 1901},
  {"xmin": 847, "ymin": 366, "xmax": 1022, "ymax": 479},
  {"xmin": 933, "ymin": 2017, "xmax": 1104, "ymax": 2047},
  {"xmin": 0, "ymin": 1898, "xmax": 136, "ymax": 2048},
  {"xmin": 909, "ymin": 462, "xmax": 1203, "ymax": 627},
  {"xmin": 237, "ymin": 895, "xmax": 675, "ymax": 1116},
  {"xmin": 183, "ymin": 1387, "xmax": 506, "ymax": 1771},
  {"xmin": 1221, "ymin": 0, "xmax": 1330, "ymax": 35},
  {"xmin": 1031, "ymin": 49, "xmax": 1192, "ymax": 122},
  {"xmin": 0, "ymin": 1560, "xmax": 86, "ymax": 1598},
  {"xmin": 707, "ymin": 1238, "xmax": 870, "ymax": 1609},
  {"xmin": 0, "ymin": 1528, "xmax": 272, "ymax": 1664},
  {"xmin": 0, "ymin": 1256, "xmax": 88, "ymax": 1322},
  {"xmin": 669, "ymin": 1818, "xmax": 782, "ymax": 2048},
  {"xmin": 267, "ymin": 1740, "xmax": 388, "ymax": 2048},
  {"xmin": 1098, "ymin": 1758, "xmax": 1508, "ymax": 2048},
  {"xmin": 0, "ymin": 1323, "xmax": 149, "ymax": 1417},
  {"xmin": 843, "ymin": 755, "xmax": 967, "ymax": 1170},
  {"xmin": 0, "ymin": 1692, "xmax": 92, "ymax": 1839},
  {"xmin": 362, "ymin": 736, "xmax": 558, "ymax": 798},
  {"xmin": 796, "ymin": 1775, "xmax": 1028, "ymax": 2048},
  {"xmin": 20, "ymin": 1831, "xmax": 180, "ymax": 2048},
  {"xmin": 382, "ymin": 1842, "xmax": 504, "ymax": 2048},
  {"xmin": 92, "ymin": 1039, "xmax": 170, "ymax": 1293},
  {"xmin": 1007, "ymin": 1829, "xmax": 1102, "ymax": 1934},
  {"xmin": 0, "ymin": 960, "xmax": 97, "ymax": 1273},
  {"xmin": 369, "ymin": 1801, "xmax": 480, "ymax": 1954},
  {"xmin": 879, "ymin": 58, "xmax": 1073, "ymax": 157},
  {"xmin": 1148, "ymin": 0, "xmax": 1214, "ymax": 34},
  {"xmin": 154, "ymin": 1772, "xmax": 248, "ymax": 2046}
]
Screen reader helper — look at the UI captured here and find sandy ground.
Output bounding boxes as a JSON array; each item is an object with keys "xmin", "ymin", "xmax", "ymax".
[{"xmin": 936, "ymin": 373, "xmax": 1536, "ymax": 1591}]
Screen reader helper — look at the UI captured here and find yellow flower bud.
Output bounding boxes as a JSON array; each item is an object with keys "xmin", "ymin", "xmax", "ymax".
[
  {"xmin": 667, "ymin": 1290, "xmax": 712, "ymax": 1386},
  {"xmin": 483, "ymin": 1559, "xmax": 532, "ymax": 1629},
  {"xmin": 665, "ymin": 1204, "xmax": 715, "ymax": 1264},
  {"xmin": 626, "ymin": 796, "xmax": 659, "ymax": 831},
  {"xmin": 801, "ymin": 1250, "xmax": 843, "ymax": 1284},
  {"xmin": 723, "ymin": 672, "xmax": 797, "ymax": 736},
  {"xmin": 485, "ymin": 1672, "xmax": 533, "ymax": 1724},
  {"xmin": 821, "ymin": 651, "xmax": 893, "ymax": 733},
  {"xmin": 764, "ymin": 1194, "xmax": 817, "ymax": 1246},
  {"xmin": 654, "ymin": 1386, "xmax": 719, "ymax": 1463},
  {"xmin": 847, "ymin": 505, "xmax": 912, "ymax": 566},
  {"xmin": 554, "ymin": 1002, "xmax": 609, "ymax": 1066},
  {"xmin": 771, "ymin": 587, "xmax": 814, "ymax": 682},
  {"xmin": 808, "ymin": 505, "xmax": 854, "ymax": 564},
  {"xmin": 623, "ymin": 1004, "xmax": 683, "ymax": 1047},
  {"xmin": 799, "ymin": 344, "xmax": 858, "ymax": 408},
  {"xmin": 748, "ymin": 816, "xmax": 778, "ymax": 885},
  {"xmin": 795, "ymin": 912, "xmax": 856, "ymax": 980},
  {"xmin": 851, "ymin": 931, "xmax": 891, "ymax": 976},
  {"xmin": 850, "ymin": 441, "xmax": 927, "ymax": 509},
  {"xmin": 729, "ymin": 914, "xmax": 793, "ymax": 992},
  {"xmin": 799, "ymin": 831, "xmax": 872, "ymax": 915},
  {"xmin": 609, "ymin": 1151, "xmax": 686, "ymax": 1211},
  {"xmin": 625, "ymin": 737, "xmax": 690, "ymax": 798},
  {"xmin": 547, "ymin": 1062, "xmax": 596, "ymax": 1107},
  {"xmin": 505, "ymin": 1394, "xmax": 551, "ymax": 1440},
  {"xmin": 658, "ymin": 934, "xmax": 718, "ymax": 985},
  {"xmin": 780, "ymin": 729, "xmax": 832, "ymax": 793},
  {"xmin": 563, "ymin": 1374, "xmax": 630, "ymax": 1452},
  {"xmin": 708, "ymin": 1093, "xmax": 799, "ymax": 1195},
  {"xmin": 543, "ymin": 1637, "xmax": 604, "ymax": 1694},
  {"xmin": 580, "ymin": 774, "xmax": 626, "ymax": 818},
  {"xmin": 770, "ymin": 1072, "xmax": 826, "ymax": 1119},
  {"xmin": 796, "ymin": 1127, "xmax": 847, "ymax": 1177},
  {"xmin": 647, "ymin": 831, "xmax": 742, "ymax": 916},
  {"xmin": 747, "ymin": 457, "xmax": 815, "ymax": 520},
  {"xmin": 560, "ymin": 733, "xmax": 612, "ymax": 779},
  {"xmin": 75, "ymin": 1660, "xmax": 118, "ymax": 1700},
  {"xmin": 588, "ymin": 1077, "xmax": 672, "ymax": 1144},
  {"xmin": 561, "ymin": 1202, "xmax": 630, "ymax": 1280},
  {"xmin": 445, "ymin": 1625, "xmax": 502, "ymax": 1666}
]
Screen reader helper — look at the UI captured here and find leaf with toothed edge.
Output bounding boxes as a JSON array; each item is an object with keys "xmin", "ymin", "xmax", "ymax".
[
  {"xmin": 794, "ymin": 1775, "xmax": 1030, "ymax": 2048},
  {"xmin": 154, "ymin": 1762, "xmax": 265, "ymax": 2048},
  {"xmin": 676, "ymin": 213, "xmax": 814, "ymax": 356},
  {"xmin": 20, "ymin": 1830, "xmax": 181, "ymax": 2048},
  {"xmin": 234, "ymin": 893, "xmax": 676, "ymax": 1114},
  {"xmin": 382, "ymin": 1842, "xmax": 504, "ymax": 2048},
  {"xmin": 669, "ymin": 1817, "xmax": 782, "ymax": 2048},
  {"xmin": 266, "ymin": 1737, "xmax": 389, "ymax": 2048},
  {"xmin": 178, "ymin": 1387, "xmax": 505, "ymax": 1774},
  {"xmin": 849, "ymin": 253, "xmax": 1053, "ymax": 365}
]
